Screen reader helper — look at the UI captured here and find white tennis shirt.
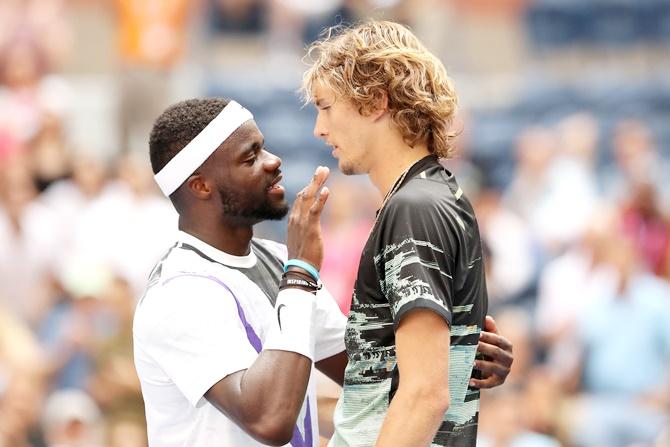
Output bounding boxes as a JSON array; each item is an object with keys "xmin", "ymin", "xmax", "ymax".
[{"xmin": 133, "ymin": 231, "xmax": 346, "ymax": 446}]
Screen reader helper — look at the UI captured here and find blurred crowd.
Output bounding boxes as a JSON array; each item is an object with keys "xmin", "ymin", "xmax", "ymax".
[
  {"xmin": 0, "ymin": 1, "xmax": 669, "ymax": 447},
  {"xmin": 463, "ymin": 114, "xmax": 670, "ymax": 447}
]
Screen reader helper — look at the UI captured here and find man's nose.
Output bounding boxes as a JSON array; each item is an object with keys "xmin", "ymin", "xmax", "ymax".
[
  {"xmin": 263, "ymin": 151, "xmax": 281, "ymax": 170},
  {"xmin": 313, "ymin": 117, "xmax": 327, "ymax": 139}
]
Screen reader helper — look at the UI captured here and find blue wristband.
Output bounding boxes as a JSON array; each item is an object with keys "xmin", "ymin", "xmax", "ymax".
[{"xmin": 283, "ymin": 259, "xmax": 320, "ymax": 282}]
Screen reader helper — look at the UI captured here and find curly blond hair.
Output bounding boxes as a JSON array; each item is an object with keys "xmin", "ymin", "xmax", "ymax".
[{"xmin": 301, "ymin": 20, "xmax": 459, "ymax": 159}]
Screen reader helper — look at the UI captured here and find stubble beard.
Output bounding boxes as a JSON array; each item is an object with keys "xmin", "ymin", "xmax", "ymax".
[
  {"xmin": 338, "ymin": 158, "xmax": 359, "ymax": 176},
  {"xmin": 218, "ymin": 186, "xmax": 289, "ymax": 221}
]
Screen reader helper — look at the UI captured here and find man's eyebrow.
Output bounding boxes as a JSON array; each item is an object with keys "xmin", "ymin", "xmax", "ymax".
[{"xmin": 239, "ymin": 139, "xmax": 264, "ymax": 155}]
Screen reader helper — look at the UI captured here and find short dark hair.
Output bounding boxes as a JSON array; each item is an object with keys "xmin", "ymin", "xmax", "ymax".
[{"xmin": 149, "ymin": 98, "xmax": 231, "ymax": 175}]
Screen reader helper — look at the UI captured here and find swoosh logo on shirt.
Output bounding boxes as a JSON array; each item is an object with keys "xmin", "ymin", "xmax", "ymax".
[{"xmin": 277, "ymin": 304, "xmax": 286, "ymax": 331}]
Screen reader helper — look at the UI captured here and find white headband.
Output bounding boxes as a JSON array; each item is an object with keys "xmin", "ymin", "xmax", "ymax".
[{"xmin": 154, "ymin": 101, "xmax": 254, "ymax": 196}]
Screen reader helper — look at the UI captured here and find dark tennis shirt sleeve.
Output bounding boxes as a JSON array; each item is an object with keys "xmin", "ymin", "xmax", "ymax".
[{"xmin": 373, "ymin": 185, "xmax": 458, "ymax": 330}]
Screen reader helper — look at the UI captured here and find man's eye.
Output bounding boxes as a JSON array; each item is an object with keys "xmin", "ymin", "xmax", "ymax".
[{"xmin": 245, "ymin": 156, "xmax": 256, "ymax": 164}]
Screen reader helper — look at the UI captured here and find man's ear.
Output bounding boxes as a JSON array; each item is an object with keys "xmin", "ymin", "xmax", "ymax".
[
  {"xmin": 369, "ymin": 90, "xmax": 389, "ymax": 122},
  {"xmin": 186, "ymin": 174, "xmax": 212, "ymax": 199}
]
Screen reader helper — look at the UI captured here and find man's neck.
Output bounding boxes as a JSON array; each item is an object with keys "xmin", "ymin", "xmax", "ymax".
[
  {"xmin": 178, "ymin": 216, "xmax": 254, "ymax": 256},
  {"xmin": 368, "ymin": 141, "xmax": 432, "ymax": 198}
]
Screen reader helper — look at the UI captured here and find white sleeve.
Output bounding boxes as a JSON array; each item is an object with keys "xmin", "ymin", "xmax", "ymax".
[
  {"xmin": 140, "ymin": 276, "xmax": 258, "ymax": 407},
  {"xmin": 255, "ymin": 238, "xmax": 345, "ymax": 361},
  {"xmin": 314, "ymin": 285, "xmax": 347, "ymax": 362}
]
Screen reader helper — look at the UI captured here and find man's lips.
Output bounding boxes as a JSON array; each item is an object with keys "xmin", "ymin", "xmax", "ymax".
[{"xmin": 268, "ymin": 174, "xmax": 283, "ymax": 190}]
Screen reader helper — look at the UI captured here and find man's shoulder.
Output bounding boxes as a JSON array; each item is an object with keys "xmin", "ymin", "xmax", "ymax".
[
  {"xmin": 251, "ymin": 238, "xmax": 288, "ymax": 263},
  {"xmin": 137, "ymin": 246, "xmax": 242, "ymax": 311},
  {"xmin": 154, "ymin": 244, "xmax": 220, "ymax": 280},
  {"xmin": 133, "ymin": 263, "xmax": 246, "ymax": 347},
  {"xmin": 160, "ymin": 241, "xmax": 206, "ymax": 264},
  {"xmin": 381, "ymin": 173, "xmax": 464, "ymax": 230},
  {"xmin": 391, "ymin": 170, "xmax": 459, "ymax": 207}
]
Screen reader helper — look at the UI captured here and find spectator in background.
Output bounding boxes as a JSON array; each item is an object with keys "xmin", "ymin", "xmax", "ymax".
[
  {"xmin": 0, "ymin": 155, "xmax": 59, "ymax": 326},
  {"xmin": 42, "ymin": 152, "xmax": 177, "ymax": 296},
  {"xmin": 38, "ymin": 259, "xmax": 116, "ymax": 390},
  {"xmin": 0, "ymin": 305, "xmax": 45, "ymax": 447},
  {"xmin": 480, "ymin": 309, "xmax": 561, "ymax": 446},
  {"xmin": 41, "ymin": 389, "xmax": 103, "ymax": 447},
  {"xmin": 0, "ymin": 304, "xmax": 43, "ymax": 384},
  {"xmin": 475, "ymin": 188, "xmax": 537, "ymax": 309},
  {"xmin": 0, "ymin": 0, "xmax": 72, "ymax": 70},
  {"xmin": 503, "ymin": 126, "xmax": 557, "ymax": 254},
  {"xmin": 106, "ymin": 414, "xmax": 147, "ymax": 447},
  {"xmin": 114, "ymin": 0, "xmax": 194, "ymax": 153},
  {"xmin": 103, "ymin": 154, "xmax": 178, "ymax": 294},
  {"xmin": 40, "ymin": 152, "xmax": 109, "ymax": 251},
  {"xmin": 87, "ymin": 277, "xmax": 145, "ymax": 424},
  {"xmin": 604, "ymin": 119, "xmax": 670, "ymax": 214},
  {"xmin": 478, "ymin": 386, "xmax": 560, "ymax": 447},
  {"xmin": 29, "ymin": 112, "xmax": 71, "ymax": 192},
  {"xmin": 0, "ymin": 375, "xmax": 47, "ymax": 447},
  {"xmin": 0, "ymin": 40, "xmax": 46, "ymax": 156},
  {"xmin": 506, "ymin": 117, "xmax": 601, "ymax": 256},
  {"xmin": 0, "ymin": 0, "xmax": 73, "ymax": 163},
  {"xmin": 0, "ymin": 39, "xmax": 70, "ymax": 160},
  {"xmin": 620, "ymin": 181, "xmax": 670, "ymax": 277},
  {"xmin": 535, "ymin": 209, "xmax": 619, "ymax": 370},
  {"xmin": 521, "ymin": 368, "xmax": 564, "ymax": 443},
  {"xmin": 548, "ymin": 112, "xmax": 601, "ymax": 241},
  {"xmin": 562, "ymin": 237, "xmax": 670, "ymax": 447}
]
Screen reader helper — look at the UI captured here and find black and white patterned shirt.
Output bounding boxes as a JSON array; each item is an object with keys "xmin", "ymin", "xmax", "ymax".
[{"xmin": 330, "ymin": 155, "xmax": 489, "ymax": 447}]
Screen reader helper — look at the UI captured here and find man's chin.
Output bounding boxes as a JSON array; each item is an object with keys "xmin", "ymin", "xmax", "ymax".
[
  {"xmin": 258, "ymin": 202, "xmax": 289, "ymax": 221},
  {"xmin": 339, "ymin": 160, "xmax": 359, "ymax": 176},
  {"xmin": 265, "ymin": 207, "xmax": 289, "ymax": 221},
  {"xmin": 232, "ymin": 201, "xmax": 289, "ymax": 222}
]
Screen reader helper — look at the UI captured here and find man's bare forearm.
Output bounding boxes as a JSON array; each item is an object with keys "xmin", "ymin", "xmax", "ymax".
[
  {"xmin": 206, "ymin": 350, "xmax": 312, "ymax": 445},
  {"xmin": 375, "ymin": 385, "xmax": 449, "ymax": 447}
]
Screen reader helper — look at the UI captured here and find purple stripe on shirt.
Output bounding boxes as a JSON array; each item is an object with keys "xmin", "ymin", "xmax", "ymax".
[
  {"xmin": 163, "ymin": 273, "xmax": 262, "ymax": 352},
  {"xmin": 162, "ymin": 273, "xmax": 314, "ymax": 445},
  {"xmin": 291, "ymin": 398, "xmax": 313, "ymax": 447}
]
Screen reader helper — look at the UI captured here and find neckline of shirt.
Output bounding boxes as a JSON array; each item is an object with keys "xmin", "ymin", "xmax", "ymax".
[
  {"xmin": 177, "ymin": 230, "xmax": 258, "ymax": 269},
  {"xmin": 397, "ymin": 154, "xmax": 439, "ymax": 190}
]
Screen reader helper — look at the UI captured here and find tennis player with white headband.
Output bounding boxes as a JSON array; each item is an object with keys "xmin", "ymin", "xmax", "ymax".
[
  {"xmin": 153, "ymin": 100, "xmax": 254, "ymax": 196},
  {"xmin": 134, "ymin": 97, "xmax": 348, "ymax": 447}
]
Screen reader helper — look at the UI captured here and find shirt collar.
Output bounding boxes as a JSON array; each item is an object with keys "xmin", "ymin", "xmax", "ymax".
[
  {"xmin": 397, "ymin": 154, "xmax": 439, "ymax": 190},
  {"xmin": 177, "ymin": 230, "xmax": 257, "ymax": 268}
]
